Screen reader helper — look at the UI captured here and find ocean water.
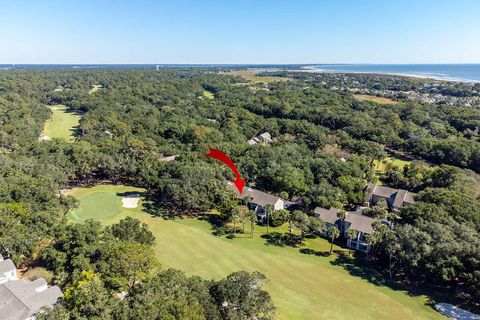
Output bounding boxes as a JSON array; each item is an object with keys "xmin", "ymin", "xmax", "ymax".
[{"xmin": 309, "ymin": 64, "xmax": 480, "ymax": 82}]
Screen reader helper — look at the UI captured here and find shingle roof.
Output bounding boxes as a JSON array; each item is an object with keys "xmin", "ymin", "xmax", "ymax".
[
  {"xmin": 366, "ymin": 183, "xmax": 417, "ymax": 208},
  {"xmin": 258, "ymin": 132, "xmax": 272, "ymax": 141},
  {"xmin": 392, "ymin": 189, "xmax": 408, "ymax": 209},
  {"xmin": 226, "ymin": 182, "xmax": 283, "ymax": 207},
  {"xmin": 0, "ymin": 259, "xmax": 16, "ymax": 274},
  {"xmin": 314, "ymin": 207, "xmax": 376, "ymax": 234},
  {"xmin": 403, "ymin": 192, "xmax": 416, "ymax": 204},
  {"xmin": 158, "ymin": 155, "xmax": 179, "ymax": 162},
  {"xmin": 314, "ymin": 207, "xmax": 340, "ymax": 224},
  {"xmin": 345, "ymin": 212, "xmax": 375, "ymax": 234},
  {"xmin": 0, "ymin": 279, "xmax": 62, "ymax": 320},
  {"xmin": 247, "ymin": 132, "xmax": 272, "ymax": 145},
  {"xmin": 0, "ymin": 286, "xmax": 30, "ymax": 320},
  {"xmin": 369, "ymin": 184, "xmax": 398, "ymax": 198}
]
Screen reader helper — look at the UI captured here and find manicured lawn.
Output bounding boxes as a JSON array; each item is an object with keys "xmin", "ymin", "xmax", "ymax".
[
  {"xmin": 89, "ymin": 84, "xmax": 102, "ymax": 94},
  {"xmin": 373, "ymin": 156, "xmax": 412, "ymax": 184},
  {"xmin": 65, "ymin": 184, "xmax": 445, "ymax": 320},
  {"xmin": 41, "ymin": 105, "xmax": 81, "ymax": 142},
  {"xmin": 354, "ymin": 94, "xmax": 399, "ymax": 105},
  {"xmin": 374, "ymin": 156, "xmax": 412, "ymax": 173}
]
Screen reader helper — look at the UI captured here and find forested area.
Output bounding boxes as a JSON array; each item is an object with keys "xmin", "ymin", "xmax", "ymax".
[{"xmin": 0, "ymin": 67, "xmax": 479, "ymax": 316}]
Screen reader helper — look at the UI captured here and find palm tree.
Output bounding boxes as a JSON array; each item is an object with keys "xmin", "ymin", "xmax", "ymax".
[
  {"xmin": 327, "ymin": 226, "xmax": 340, "ymax": 253},
  {"xmin": 231, "ymin": 206, "xmax": 248, "ymax": 235},
  {"xmin": 336, "ymin": 209, "xmax": 347, "ymax": 234},
  {"xmin": 345, "ymin": 228, "xmax": 358, "ymax": 255},
  {"xmin": 248, "ymin": 210, "xmax": 257, "ymax": 238},
  {"xmin": 264, "ymin": 204, "xmax": 274, "ymax": 234},
  {"xmin": 287, "ymin": 210, "xmax": 296, "ymax": 235},
  {"xmin": 232, "ymin": 213, "xmax": 239, "ymax": 235},
  {"xmin": 365, "ymin": 232, "xmax": 379, "ymax": 261}
]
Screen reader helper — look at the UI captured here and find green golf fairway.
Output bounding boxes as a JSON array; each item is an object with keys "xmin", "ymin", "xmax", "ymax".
[{"xmin": 65, "ymin": 184, "xmax": 446, "ymax": 320}]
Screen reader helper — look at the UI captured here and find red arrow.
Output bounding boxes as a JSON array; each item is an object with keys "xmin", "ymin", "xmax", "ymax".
[{"xmin": 202, "ymin": 148, "xmax": 245, "ymax": 195}]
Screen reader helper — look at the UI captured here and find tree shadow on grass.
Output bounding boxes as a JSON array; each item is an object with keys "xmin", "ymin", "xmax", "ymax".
[
  {"xmin": 140, "ymin": 193, "xmax": 179, "ymax": 219},
  {"xmin": 261, "ymin": 232, "xmax": 303, "ymax": 247},
  {"xmin": 299, "ymin": 248, "xmax": 333, "ymax": 257},
  {"xmin": 328, "ymin": 251, "xmax": 480, "ymax": 314},
  {"xmin": 116, "ymin": 191, "xmax": 142, "ymax": 197},
  {"xmin": 198, "ymin": 214, "xmax": 228, "ymax": 236},
  {"xmin": 330, "ymin": 251, "xmax": 390, "ymax": 287}
]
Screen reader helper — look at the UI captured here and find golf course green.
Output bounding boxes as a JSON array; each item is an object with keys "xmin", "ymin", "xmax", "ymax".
[{"xmin": 65, "ymin": 184, "xmax": 445, "ymax": 320}]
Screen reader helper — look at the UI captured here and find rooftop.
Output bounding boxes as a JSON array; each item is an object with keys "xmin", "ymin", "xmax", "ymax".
[
  {"xmin": 314, "ymin": 207, "xmax": 340, "ymax": 225},
  {"xmin": 0, "ymin": 260, "xmax": 62, "ymax": 320},
  {"xmin": 314, "ymin": 207, "xmax": 376, "ymax": 234},
  {"xmin": 345, "ymin": 210, "xmax": 375, "ymax": 234},
  {"xmin": 0, "ymin": 259, "xmax": 16, "ymax": 274},
  {"xmin": 226, "ymin": 182, "xmax": 284, "ymax": 207},
  {"xmin": 366, "ymin": 183, "xmax": 417, "ymax": 208}
]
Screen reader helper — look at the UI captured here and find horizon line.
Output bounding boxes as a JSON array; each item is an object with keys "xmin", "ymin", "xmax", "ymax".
[{"xmin": 2, "ymin": 62, "xmax": 480, "ymax": 66}]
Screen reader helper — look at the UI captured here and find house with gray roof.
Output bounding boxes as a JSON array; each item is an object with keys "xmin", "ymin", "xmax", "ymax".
[
  {"xmin": 313, "ymin": 207, "xmax": 340, "ymax": 235},
  {"xmin": 158, "ymin": 154, "xmax": 179, "ymax": 162},
  {"xmin": 0, "ymin": 255, "xmax": 17, "ymax": 284},
  {"xmin": 314, "ymin": 207, "xmax": 377, "ymax": 252},
  {"xmin": 247, "ymin": 132, "xmax": 273, "ymax": 145},
  {"xmin": 227, "ymin": 182, "xmax": 285, "ymax": 221},
  {"xmin": 365, "ymin": 183, "xmax": 416, "ymax": 211},
  {"xmin": 0, "ymin": 256, "xmax": 62, "ymax": 320}
]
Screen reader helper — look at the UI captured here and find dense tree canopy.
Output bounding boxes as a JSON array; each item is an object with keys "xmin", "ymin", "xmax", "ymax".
[{"xmin": 1, "ymin": 66, "xmax": 479, "ymax": 313}]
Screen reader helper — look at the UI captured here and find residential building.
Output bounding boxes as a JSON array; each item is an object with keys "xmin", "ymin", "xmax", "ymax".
[
  {"xmin": 314, "ymin": 207, "xmax": 376, "ymax": 252},
  {"xmin": 247, "ymin": 132, "xmax": 273, "ymax": 145},
  {"xmin": 313, "ymin": 207, "xmax": 340, "ymax": 237},
  {"xmin": 0, "ymin": 255, "xmax": 62, "ymax": 320},
  {"xmin": 0, "ymin": 256, "xmax": 17, "ymax": 284},
  {"xmin": 365, "ymin": 183, "xmax": 416, "ymax": 211},
  {"xmin": 158, "ymin": 154, "xmax": 179, "ymax": 162},
  {"xmin": 227, "ymin": 182, "xmax": 285, "ymax": 221}
]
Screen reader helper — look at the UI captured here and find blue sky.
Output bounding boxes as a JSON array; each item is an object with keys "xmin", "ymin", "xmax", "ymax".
[{"xmin": 1, "ymin": 0, "xmax": 479, "ymax": 64}]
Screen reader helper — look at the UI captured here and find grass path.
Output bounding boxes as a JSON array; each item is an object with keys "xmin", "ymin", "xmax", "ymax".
[
  {"xmin": 41, "ymin": 105, "xmax": 81, "ymax": 142},
  {"xmin": 65, "ymin": 185, "xmax": 445, "ymax": 320}
]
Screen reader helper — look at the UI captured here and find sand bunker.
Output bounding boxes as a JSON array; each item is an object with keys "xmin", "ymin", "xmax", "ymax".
[
  {"xmin": 122, "ymin": 193, "xmax": 139, "ymax": 208},
  {"xmin": 39, "ymin": 134, "xmax": 50, "ymax": 140}
]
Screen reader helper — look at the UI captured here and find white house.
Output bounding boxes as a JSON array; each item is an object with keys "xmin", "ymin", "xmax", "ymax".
[
  {"xmin": 247, "ymin": 132, "xmax": 273, "ymax": 145},
  {"xmin": 227, "ymin": 182, "xmax": 285, "ymax": 221},
  {"xmin": 0, "ymin": 255, "xmax": 62, "ymax": 320},
  {"xmin": 0, "ymin": 255, "xmax": 17, "ymax": 284}
]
